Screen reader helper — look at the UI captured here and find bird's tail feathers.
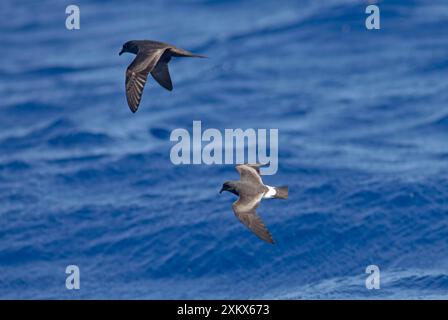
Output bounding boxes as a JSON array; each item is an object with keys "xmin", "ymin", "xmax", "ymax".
[
  {"xmin": 274, "ymin": 186, "xmax": 288, "ymax": 199},
  {"xmin": 171, "ymin": 47, "xmax": 207, "ymax": 58}
]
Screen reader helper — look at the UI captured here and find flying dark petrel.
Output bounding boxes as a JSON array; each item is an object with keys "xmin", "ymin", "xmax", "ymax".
[
  {"xmin": 219, "ymin": 164, "xmax": 288, "ymax": 244},
  {"xmin": 119, "ymin": 40, "xmax": 205, "ymax": 113}
]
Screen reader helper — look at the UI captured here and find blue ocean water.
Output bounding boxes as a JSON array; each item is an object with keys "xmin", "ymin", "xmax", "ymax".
[{"xmin": 1, "ymin": 0, "xmax": 448, "ymax": 299}]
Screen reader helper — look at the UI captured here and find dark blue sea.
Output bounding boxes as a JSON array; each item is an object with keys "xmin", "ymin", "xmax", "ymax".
[{"xmin": 1, "ymin": 0, "xmax": 448, "ymax": 299}]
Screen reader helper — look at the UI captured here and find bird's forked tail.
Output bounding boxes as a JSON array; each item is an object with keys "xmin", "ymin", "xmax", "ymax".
[{"xmin": 274, "ymin": 186, "xmax": 288, "ymax": 199}]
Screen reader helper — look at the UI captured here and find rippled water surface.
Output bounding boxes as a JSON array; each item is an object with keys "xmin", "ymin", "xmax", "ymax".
[{"xmin": 1, "ymin": 0, "xmax": 448, "ymax": 299}]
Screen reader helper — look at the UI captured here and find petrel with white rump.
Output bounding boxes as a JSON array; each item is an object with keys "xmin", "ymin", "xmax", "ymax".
[{"xmin": 219, "ymin": 164, "xmax": 288, "ymax": 244}]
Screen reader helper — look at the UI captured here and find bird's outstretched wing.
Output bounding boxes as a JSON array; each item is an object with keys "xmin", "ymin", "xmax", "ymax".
[
  {"xmin": 125, "ymin": 49, "xmax": 166, "ymax": 112},
  {"xmin": 235, "ymin": 164, "xmax": 266, "ymax": 185},
  {"xmin": 150, "ymin": 51, "xmax": 173, "ymax": 91},
  {"xmin": 232, "ymin": 193, "xmax": 274, "ymax": 244}
]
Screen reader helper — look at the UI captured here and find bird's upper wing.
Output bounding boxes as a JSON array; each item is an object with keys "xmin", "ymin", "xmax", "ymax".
[
  {"xmin": 150, "ymin": 50, "xmax": 173, "ymax": 91},
  {"xmin": 245, "ymin": 163, "xmax": 267, "ymax": 175},
  {"xmin": 235, "ymin": 164, "xmax": 264, "ymax": 185},
  {"xmin": 125, "ymin": 49, "xmax": 167, "ymax": 112},
  {"xmin": 232, "ymin": 193, "xmax": 274, "ymax": 244}
]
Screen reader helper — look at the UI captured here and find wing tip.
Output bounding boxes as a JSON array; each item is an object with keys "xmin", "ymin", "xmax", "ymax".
[
  {"xmin": 251, "ymin": 229, "xmax": 275, "ymax": 244},
  {"xmin": 264, "ymin": 235, "xmax": 275, "ymax": 244},
  {"xmin": 128, "ymin": 102, "xmax": 139, "ymax": 113},
  {"xmin": 266, "ymin": 231, "xmax": 275, "ymax": 244}
]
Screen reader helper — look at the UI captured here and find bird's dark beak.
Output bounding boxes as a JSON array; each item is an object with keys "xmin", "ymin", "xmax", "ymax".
[
  {"xmin": 119, "ymin": 49, "xmax": 124, "ymax": 56},
  {"xmin": 219, "ymin": 187, "xmax": 224, "ymax": 194}
]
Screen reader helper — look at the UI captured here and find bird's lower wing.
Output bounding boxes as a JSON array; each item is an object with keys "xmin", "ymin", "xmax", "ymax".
[
  {"xmin": 126, "ymin": 68, "xmax": 148, "ymax": 112},
  {"xmin": 151, "ymin": 61, "xmax": 173, "ymax": 91},
  {"xmin": 125, "ymin": 49, "xmax": 166, "ymax": 112},
  {"xmin": 232, "ymin": 195, "xmax": 274, "ymax": 244}
]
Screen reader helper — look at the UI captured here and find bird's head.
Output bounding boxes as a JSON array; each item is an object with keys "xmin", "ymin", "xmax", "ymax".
[
  {"xmin": 219, "ymin": 181, "xmax": 239, "ymax": 196},
  {"xmin": 119, "ymin": 41, "xmax": 139, "ymax": 56}
]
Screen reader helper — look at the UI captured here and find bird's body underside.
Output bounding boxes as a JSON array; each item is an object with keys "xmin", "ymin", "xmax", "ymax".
[
  {"xmin": 220, "ymin": 164, "xmax": 288, "ymax": 244},
  {"xmin": 119, "ymin": 40, "xmax": 205, "ymax": 113}
]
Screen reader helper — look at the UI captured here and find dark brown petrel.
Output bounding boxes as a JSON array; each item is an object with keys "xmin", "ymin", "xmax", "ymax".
[
  {"xmin": 119, "ymin": 40, "xmax": 205, "ymax": 113},
  {"xmin": 219, "ymin": 164, "xmax": 288, "ymax": 244}
]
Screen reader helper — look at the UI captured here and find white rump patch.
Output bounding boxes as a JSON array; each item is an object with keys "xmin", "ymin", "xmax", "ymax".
[{"xmin": 263, "ymin": 186, "xmax": 277, "ymax": 199}]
